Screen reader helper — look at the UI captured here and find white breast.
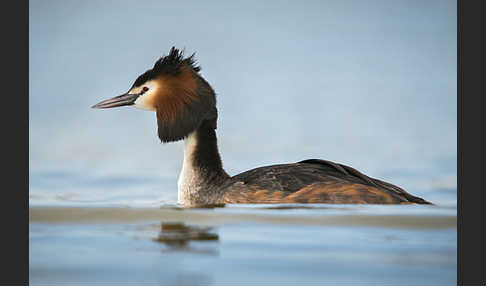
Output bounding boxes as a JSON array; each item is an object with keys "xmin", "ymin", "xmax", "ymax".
[{"xmin": 177, "ymin": 132, "xmax": 200, "ymax": 205}]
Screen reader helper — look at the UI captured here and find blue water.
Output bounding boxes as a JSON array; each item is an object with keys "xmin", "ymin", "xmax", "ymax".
[
  {"xmin": 29, "ymin": 203, "xmax": 456, "ymax": 286},
  {"xmin": 29, "ymin": 164, "xmax": 456, "ymax": 286}
]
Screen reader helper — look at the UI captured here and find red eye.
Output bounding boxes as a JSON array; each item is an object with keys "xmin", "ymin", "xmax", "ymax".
[{"xmin": 142, "ymin": 87, "xmax": 149, "ymax": 92}]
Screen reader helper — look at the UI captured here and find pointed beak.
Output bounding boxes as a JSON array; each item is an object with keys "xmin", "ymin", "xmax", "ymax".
[{"xmin": 91, "ymin": 93, "xmax": 140, "ymax": 109}]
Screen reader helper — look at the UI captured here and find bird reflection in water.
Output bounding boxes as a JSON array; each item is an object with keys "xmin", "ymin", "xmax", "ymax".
[{"xmin": 154, "ymin": 222, "xmax": 219, "ymax": 254}]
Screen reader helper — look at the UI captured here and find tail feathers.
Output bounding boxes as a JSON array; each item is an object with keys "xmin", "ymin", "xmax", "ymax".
[{"xmin": 298, "ymin": 159, "xmax": 432, "ymax": 205}]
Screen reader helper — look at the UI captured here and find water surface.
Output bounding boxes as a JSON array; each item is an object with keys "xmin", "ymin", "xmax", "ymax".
[{"xmin": 29, "ymin": 204, "xmax": 456, "ymax": 286}]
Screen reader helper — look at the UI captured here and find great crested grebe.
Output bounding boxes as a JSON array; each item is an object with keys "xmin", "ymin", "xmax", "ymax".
[{"xmin": 92, "ymin": 47, "xmax": 431, "ymax": 206}]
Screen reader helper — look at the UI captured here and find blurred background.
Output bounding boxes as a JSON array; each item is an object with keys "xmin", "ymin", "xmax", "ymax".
[{"xmin": 29, "ymin": 0, "xmax": 456, "ymax": 206}]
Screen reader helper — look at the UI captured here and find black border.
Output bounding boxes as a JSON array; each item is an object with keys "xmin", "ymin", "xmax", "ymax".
[
  {"xmin": 459, "ymin": 0, "xmax": 486, "ymax": 284},
  {"xmin": 459, "ymin": 0, "xmax": 485, "ymax": 285},
  {"xmin": 4, "ymin": 0, "xmax": 28, "ymax": 285}
]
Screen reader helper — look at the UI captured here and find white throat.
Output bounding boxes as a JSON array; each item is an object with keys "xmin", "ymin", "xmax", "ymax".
[{"xmin": 177, "ymin": 131, "xmax": 200, "ymax": 205}]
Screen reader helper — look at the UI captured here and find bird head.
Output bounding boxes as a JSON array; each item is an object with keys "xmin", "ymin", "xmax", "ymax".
[{"xmin": 92, "ymin": 47, "xmax": 217, "ymax": 142}]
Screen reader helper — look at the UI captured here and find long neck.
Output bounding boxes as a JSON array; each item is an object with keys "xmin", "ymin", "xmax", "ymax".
[{"xmin": 177, "ymin": 120, "xmax": 230, "ymax": 205}]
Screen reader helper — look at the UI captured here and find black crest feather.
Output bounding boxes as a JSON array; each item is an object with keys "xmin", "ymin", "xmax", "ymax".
[
  {"xmin": 132, "ymin": 47, "xmax": 201, "ymax": 88},
  {"xmin": 154, "ymin": 47, "xmax": 201, "ymax": 75}
]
